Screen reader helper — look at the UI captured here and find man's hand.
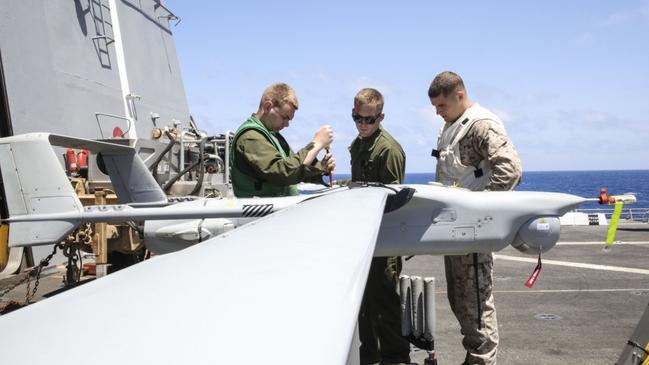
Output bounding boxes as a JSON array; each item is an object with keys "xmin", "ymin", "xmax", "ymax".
[
  {"xmin": 322, "ymin": 150, "xmax": 336, "ymax": 173},
  {"xmin": 303, "ymin": 125, "xmax": 334, "ymax": 167},
  {"xmin": 312, "ymin": 125, "xmax": 333, "ymax": 150}
]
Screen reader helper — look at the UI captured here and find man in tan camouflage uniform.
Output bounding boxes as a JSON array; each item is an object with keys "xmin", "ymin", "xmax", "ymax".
[
  {"xmin": 349, "ymin": 88, "xmax": 410, "ymax": 365},
  {"xmin": 230, "ymin": 83, "xmax": 336, "ymax": 197},
  {"xmin": 428, "ymin": 71, "xmax": 522, "ymax": 365}
]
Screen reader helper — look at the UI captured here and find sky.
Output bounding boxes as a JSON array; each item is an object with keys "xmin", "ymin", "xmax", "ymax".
[{"xmin": 165, "ymin": 0, "xmax": 649, "ymax": 173}]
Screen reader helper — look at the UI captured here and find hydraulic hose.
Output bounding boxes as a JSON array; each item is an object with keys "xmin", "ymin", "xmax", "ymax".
[
  {"xmin": 162, "ymin": 137, "xmax": 208, "ymax": 195},
  {"xmin": 149, "ymin": 130, "xmax": 178, "ymax": 180}
]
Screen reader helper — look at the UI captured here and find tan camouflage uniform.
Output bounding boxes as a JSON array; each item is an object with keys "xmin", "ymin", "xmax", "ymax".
[
  {"xmin": 455, "ymin": 120, "xmax": 521, "ymax": 192},
  {"xmin": 443, "ymin": 119, "xmax": 521, "ymax": 365}
]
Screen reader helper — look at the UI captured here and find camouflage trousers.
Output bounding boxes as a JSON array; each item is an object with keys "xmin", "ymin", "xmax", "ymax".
[
  {"xmin": 359, "ymin": 256, "xmax": 411, "ymax": 365},
  {"xmin": 445, "ymin": 253, "xmax": 499, "ymax": 365}
]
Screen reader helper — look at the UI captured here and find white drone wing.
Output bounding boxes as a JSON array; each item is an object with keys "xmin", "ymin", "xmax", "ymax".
[{"xmin": 0, "ymin": 188, "xmax": 388, "ymax": 365}]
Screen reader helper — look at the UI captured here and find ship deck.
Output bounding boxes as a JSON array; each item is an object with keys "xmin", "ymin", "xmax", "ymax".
[{"xmin": 404, "ymin": 223, "xmax": 649, "ymax": 364}]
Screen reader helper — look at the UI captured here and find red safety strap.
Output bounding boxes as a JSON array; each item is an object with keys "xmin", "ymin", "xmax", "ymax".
[{"xmin": 524, "ymin": 252, "xmax": 543, "ymax": 288}]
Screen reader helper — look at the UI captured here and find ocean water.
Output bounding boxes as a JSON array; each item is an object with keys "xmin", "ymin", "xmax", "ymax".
[{"xmin": 336, "ymin": 170, "xmax": 649, "ymax": 210}]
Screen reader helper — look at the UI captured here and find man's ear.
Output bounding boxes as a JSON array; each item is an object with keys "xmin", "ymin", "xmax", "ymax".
[
  {"xmin": 377, "ymin": 112, "xmax": 385, "ymax": 124},
  {"xmin": 456, "ymin": 89, "xmax": 465, "ymax": 101}
]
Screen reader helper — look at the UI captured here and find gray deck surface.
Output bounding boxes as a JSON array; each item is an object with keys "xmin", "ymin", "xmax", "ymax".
[
  {"xmin": 404, "ymin": 223, "xmax": 649, "ymax": 364},
  {"xmin": 1, "ymin": 223, "xmax": 648, "ymax": 364}
]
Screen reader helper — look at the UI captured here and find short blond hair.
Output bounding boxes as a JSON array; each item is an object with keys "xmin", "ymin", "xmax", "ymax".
[
  {"xmin": 260, "ymin": 83, "xmax": 299, "ymax": 110},
  {"xmin": 354, "ymin": 88, "xmax": 384, "ymax": 113}
]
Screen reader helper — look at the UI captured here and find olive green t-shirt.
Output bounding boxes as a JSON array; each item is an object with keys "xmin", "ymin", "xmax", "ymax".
[{"xmin": 349, "ymin": 127, "xmax": 405, "ymax": 184}]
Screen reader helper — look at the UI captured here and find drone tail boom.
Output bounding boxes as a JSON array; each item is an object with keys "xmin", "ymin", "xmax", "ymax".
[{"xmin": 0, "ymin": 133, "xmax": 167, "ymax": 247}]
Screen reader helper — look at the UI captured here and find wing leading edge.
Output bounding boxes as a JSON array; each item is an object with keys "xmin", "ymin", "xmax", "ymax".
[{"xmin": 0, "ymin": 187, "xmax": 389, "ymax": 365}]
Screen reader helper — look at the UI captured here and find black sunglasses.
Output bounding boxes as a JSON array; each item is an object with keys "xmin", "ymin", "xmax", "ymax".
[{"xmin": 352, "ymin": 112, "xmax": 380, "ymax": 125}]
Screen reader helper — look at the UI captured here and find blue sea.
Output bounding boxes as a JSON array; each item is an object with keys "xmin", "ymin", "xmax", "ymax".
[{"xmin": 336, "ymin": 170, "xmax": 649, "ymax": 210}]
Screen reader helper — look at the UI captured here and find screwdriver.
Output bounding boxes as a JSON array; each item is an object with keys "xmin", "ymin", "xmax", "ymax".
[{"xmin": 325, "ymin": 147, "xmax": 333, "ymax": 186}]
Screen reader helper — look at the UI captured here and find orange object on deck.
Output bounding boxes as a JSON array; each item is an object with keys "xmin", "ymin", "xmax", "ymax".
[
  {"xmin": 66, "ymin": 148, "xmax": 77, "ymax": 173},
  {"xmin": 598, "ymin": 188, "xmax": 609, "ymax": 204},
  {"xmin": 76, "ymin": 149, "xmax": 88, "ymax": 169},
  {"xmin": 82, "ymin": 262, "xmax": 96, "ymax": 276},
  {"xmin": 0, "ymin": 224, "xmax": 9, "ymax": 271}
]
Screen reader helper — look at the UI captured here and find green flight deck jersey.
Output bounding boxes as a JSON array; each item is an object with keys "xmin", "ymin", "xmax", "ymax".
[
  {"xmin": 230, "ymin": 114, "xmax": 327, "ymax": 197},
  {"xmin": 349, "ymin": 126, "xmax": 405, "ymax": 184}
]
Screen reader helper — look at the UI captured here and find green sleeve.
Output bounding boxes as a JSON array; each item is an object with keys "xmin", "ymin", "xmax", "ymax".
[
  {"xmin": 236, "ymin": 130, "xmax": 325, "ymax": 185},
  {"xmin": 379, "ymin": 147, "xmax": 406, "ymax": 184}
]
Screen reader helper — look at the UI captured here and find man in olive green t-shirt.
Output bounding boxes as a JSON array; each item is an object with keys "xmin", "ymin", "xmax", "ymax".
[{"xmin": 349, "ymin": 88, "xmax": 409, "ymax": 365}]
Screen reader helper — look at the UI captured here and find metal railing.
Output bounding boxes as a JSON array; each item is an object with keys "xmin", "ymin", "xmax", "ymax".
[{"xmin": 575, "ymin": 207, "xmax": 649, "ymax": 222}]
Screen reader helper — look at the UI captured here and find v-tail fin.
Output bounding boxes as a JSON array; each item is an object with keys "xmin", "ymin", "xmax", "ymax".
[
  {"xmin": 0, "ymin": 133, "xmax": 168, "ymax": 247},
  {"xmin": 48, "ymin": 134, "xmax": 167, "ymax": 206}
]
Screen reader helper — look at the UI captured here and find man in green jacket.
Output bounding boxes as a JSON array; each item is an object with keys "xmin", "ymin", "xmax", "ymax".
[
  {"xmin": 231, "ymin": 83, "xmax": 335, "ymax": 197},
  {"xmin": 349, "ymin": 88, "xmax": 409, "ymax": 365}
]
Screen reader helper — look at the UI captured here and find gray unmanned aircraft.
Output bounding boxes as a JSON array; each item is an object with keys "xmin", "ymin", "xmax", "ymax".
[{"xmin": 0, "ymin": 133, "xmax": 586, "ymax": 364}]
